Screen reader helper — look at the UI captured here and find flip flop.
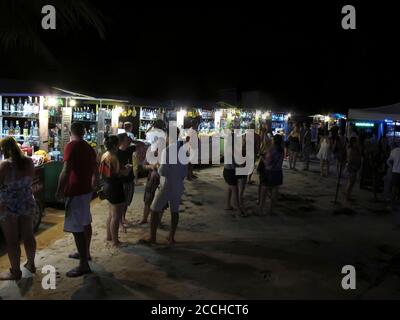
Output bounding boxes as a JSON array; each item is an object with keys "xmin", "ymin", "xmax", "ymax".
[
  {"xmin": 68, "ymin": 252, "xmax": 92, "ymax": 261},
  {"xmin": 0, "ymin": 269, "xmax": 22, "ymax": 281},
  {"xmin": 66, "ymin": 267, "xmax": 92, "ymax": 278},
  {"xmin": 24, "ymin": 262, "xmax": 36, "ymax": 274},
  {"xmin": 137, "ymin": 239, "xmax": 155, "ymax": 246}
]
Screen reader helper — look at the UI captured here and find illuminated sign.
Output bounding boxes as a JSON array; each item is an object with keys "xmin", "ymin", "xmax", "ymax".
[{"xmin": 355, "ymin": 122, "xmax": 374, "ymax": 127}]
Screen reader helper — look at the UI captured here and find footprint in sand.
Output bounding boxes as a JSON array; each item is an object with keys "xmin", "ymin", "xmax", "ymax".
[{"xmin": 191, "ymin": 200, "xmax": 203, "ymax": 206}]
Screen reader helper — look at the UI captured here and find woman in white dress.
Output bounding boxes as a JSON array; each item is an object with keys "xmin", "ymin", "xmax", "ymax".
[{"xmin": 317, "ymin": 133, "xmax": 332, "ymax": 177}]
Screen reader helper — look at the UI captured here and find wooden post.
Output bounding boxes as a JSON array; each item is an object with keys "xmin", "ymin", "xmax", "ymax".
[{"xmin": 334, "ymin": 120, "xmax": 349, "ymax": 203}]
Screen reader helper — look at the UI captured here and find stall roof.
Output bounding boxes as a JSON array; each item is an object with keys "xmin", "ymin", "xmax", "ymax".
[
  {"xmin": 0, "ymin": 79, "xmax": 80, "ymax": 97},
  {"xmin": 348, "ymin": 103, "xmax": 400, "ymax": 121},
  {"xmin": 0, "ymin": 79, "xmax": 129, "ymax": 105}
]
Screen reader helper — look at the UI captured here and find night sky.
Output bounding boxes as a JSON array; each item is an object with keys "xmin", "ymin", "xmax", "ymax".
[{"xmin": 1, "ymin": 1, "xmax": 400, "ymax": 113}]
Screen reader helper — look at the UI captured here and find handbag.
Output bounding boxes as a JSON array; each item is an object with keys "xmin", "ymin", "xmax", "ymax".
[{"xmin": 96, "ymin": 178, "xmax": 106, "ymax": 200}]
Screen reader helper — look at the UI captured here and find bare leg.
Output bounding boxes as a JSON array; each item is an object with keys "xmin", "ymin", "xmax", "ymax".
[
  {"xmin": 347, "ymin": 175, "xmax": 356, "ymax": 200},
  {"xmin": 159, "ymin": 210, "xmax": 165, "ymax": 227},
  {"xmin": 238, "ymin": 178, "xmax": 246, "ymax": 209},
  {"xmin": 289, "ymin": 151, "xmax": 293, "ymax": 169},
  {"xmin": 120, "ymin": 205, "xmax": 128, "ymax": 233},
  {"xmin": 270, "ymin": 186, "xmax": 279, "ymax": 214},
  {"xmin": 110, "ymin": 203, "xmax": 124, "ymax": 246},
  {"xmin": 106, "ymin": 204, "xmax": 112, "ymax": 241},
  {"xmin": 140, "ymin": 204, "xmax": 151, "ymax": 224},
  {"xmin": 149, "ymin": 210, "xmax": 160, "ymax": 243},
  {"xmin": 293, "ymin": 152, "xmax": 298, "ymax": 170},
  {"xmin": 0, "ymin": 215, "xmax": 22, "ymax": 280},
  {"xmin": 84, "ymin": 224, "xmax": 92, "ymax": 259},
  {"xmin": 20, "ymin": 215, "xmax": 37, "ymax": 273},
  {"xmin": 259, "ymin": 185, "xmax": 268, "ymax": 215},
  {"xmin": 70, "ymin": 232, "xmax": 91, "ymax": 274},
  {"xmin": 231, "ymin": 185, "xmax": 242, "ymax": 214},
  {"xmin": 167, "ymin": 211, "xmax": 179, "ymax": 244},
  {"xmin": 225, "ymin": 187, "xmax": 233, "ymax": 210}
]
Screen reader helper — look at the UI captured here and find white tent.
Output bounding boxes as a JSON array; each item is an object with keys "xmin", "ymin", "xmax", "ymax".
[{"xmin": 348, "ymin": 103, "xmax": 400, "ymax": 121}]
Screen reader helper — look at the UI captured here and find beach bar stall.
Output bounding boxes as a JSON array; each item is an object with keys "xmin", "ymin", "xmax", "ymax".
[{"xmin": 348, "ymin": 103, "xmax": 400, "ymax": 144}]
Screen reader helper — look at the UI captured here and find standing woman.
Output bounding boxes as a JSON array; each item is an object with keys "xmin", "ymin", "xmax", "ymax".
[
  {"xmin": 288, "ymin": 123, "xmax": 301, "ymax": 170},
  {"xmin": 99, "ymin": 135, "xmax": 131, "ymax": 247},
  {"xmin": 0, "ymin": 137, "xmax": 36, "ymax": 280},
  {"xmin": 258, "ymin": 134, "xmax": 284, "ymax": 215},
  {"xmin": 223, "ymin": 131, "xmax": 246, "ymax": 217},
  {"xmin": 116, "ymin": 133, "xmax": 136, "ymax": 233},
  {"xmin": 317, "ymin": 132, "xmax": 332, "ymax": 177}
]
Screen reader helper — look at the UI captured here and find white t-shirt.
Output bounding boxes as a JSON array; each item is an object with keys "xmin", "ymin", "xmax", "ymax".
[
  {"xmin": 146, "ymin": 128, "xmax": 167, "ymax": 152},
  {"xmin": 388, "ymin": 147, "xmax": 400, "ymax": 174}
]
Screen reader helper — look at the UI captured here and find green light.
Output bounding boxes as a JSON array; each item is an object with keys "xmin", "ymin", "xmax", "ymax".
[{"xmin": 355, "ymin": 122, "xmax": 374, "ymax": 127}]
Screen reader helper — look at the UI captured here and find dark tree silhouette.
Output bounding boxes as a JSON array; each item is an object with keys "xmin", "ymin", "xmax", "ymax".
[{"xmin": 0, "ymin": 0, "xmax": 105, "ymax": 63}]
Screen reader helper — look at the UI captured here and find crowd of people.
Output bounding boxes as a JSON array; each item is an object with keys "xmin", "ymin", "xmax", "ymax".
[
  {"xmin": 222, "ymin": 120, "xmax": 400, "ymax": 217},
  {"xmin": 0, "ymin": 118, "xmax": 399, "ymax": 280}
]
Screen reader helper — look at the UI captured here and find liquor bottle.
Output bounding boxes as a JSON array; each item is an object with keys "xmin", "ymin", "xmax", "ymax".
[
  {"xmin": 10, "ymin": 98, "xmax": 16, "ymax": 116},
  {"xmin": 15, "ymin": 120, "xmax": 21, "ymax": 137},
  {"xmin": 23, "ymin": 99, "xmax": 28, "ymax": 116},
  {"xmin": 3, "ymin": 120, "xmax": 9, "ymax": 136},
  {"xmin": 32, "ymin": 121, "xmax": 39, "ymax": 137},
  {"xmin": 27, "ymin": 97, "xmax": 33, "ymax": 117},
  {"xmin": 17, "ymin": 98, "xmax": 23, "ymax": 116},
  {"xmin": 9, "ymin": 121, "xmax": 15, "ymax": 135},
  {"xmin": 34, "ymin": 97, "xmax": 39, "ymax": 114},
  {"xmin": 3, "ymin": 98, "xmax": 10, "ymax": 116},
  {"xmin": 86, "ymin": 107, "xmax": 91, "ymax": 121},
  {"xmin": 86, "ymin": 129, "xmax": 91, "ymax": 141},
  {"xmin": 23, "ymin": 121, "xmax": 29, "ymax": 137}
]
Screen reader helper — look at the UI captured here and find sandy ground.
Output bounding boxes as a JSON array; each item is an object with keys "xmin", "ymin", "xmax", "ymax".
[{"xmin": 0, "ymin": 159, "xmax": 400, "ymax": 300}]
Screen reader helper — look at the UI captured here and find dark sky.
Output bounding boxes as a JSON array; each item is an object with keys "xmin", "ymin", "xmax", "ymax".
[{"xmin": 1, "ymin": 1, "xmax": 400, "ymax": 113}]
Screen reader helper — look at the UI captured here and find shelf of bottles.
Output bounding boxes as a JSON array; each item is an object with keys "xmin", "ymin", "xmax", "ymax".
[
  {"xmin": 139, "ymin": 107, "xmax": 164, "ymax": 139},
  {"xmin": 198, "ymin": 109, "xmax": 215, "ymax": 134},
  {"xmin": 270, "ymin": 112, "xmax": 288, "ymax": 135},
  {"xmin": 165, "ymin": 109, "xmax": 177, "ymax": 124},
  {"xmin": 0, "ymin": 96, "xmax": 41, "ymax": 147},
  {"xmin": 72, "ymin": 104, "xmax": 100, "ymax": 146},
  {"xmin": 239, "ymin": 110, "xmax": 256, "ymax": 130}
]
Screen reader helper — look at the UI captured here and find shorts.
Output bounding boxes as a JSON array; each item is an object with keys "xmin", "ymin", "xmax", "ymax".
[
  {"xmin": 347, "ymin": 163, "xmax": 361, "ymax": 178},
  {"xmin": 64, "ymin": 192, "xmax": 92, "ymax": 233},
  {"xmin": 223, "ymin": 168, "xmax": 247, "ymax": 186},
  {"xmin": 151, "ymin": 188, "xmax": 181, "ymax": 213},
  {"xmin": 392, "ymin": 172, "xmax": 400, "ymax": 189},
  {"xmin": 144, "ymin": 171, "xmax": 160, "ymax": 205},
  {"xmin": 260, "ymin": 170, "xmax": 283, "ymax": 187}
]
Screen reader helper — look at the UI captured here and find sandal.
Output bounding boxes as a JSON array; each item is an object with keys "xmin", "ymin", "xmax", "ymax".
[
  {"xmin": 24, "ymin": 262, "xmax": 37, "ymax": 274},
  {"xmin": 68, "ymin": 252, "xmax": 92, "ymax": 261},
  {"xmin": 0, "ymin": 269, "xmax": 22, "ymax": 281},
  {"xmin": 137, "ymin": 239, "xmax": 155, "ymax": 246},
  {"xmin": 66, "ymin": 267, "xmax": 92, "ymax": 278}
]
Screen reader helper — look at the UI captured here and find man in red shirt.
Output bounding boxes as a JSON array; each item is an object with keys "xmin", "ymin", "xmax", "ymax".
[{"xmin": 56, "ymin": 122, "xmax": 97, "ymax": 277}]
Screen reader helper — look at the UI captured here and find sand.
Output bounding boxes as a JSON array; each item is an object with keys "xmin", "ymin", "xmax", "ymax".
[{"xmin": 0, "ymin": 160, "xmax": 400, "ymax": 300}]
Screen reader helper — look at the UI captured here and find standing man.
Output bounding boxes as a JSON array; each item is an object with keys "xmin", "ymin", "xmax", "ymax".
[
  {"xmin": 56, "ymin": 122, "xmax": 97, "ymax": 277},
  {"xmin": 302, "ymin": 123, "xmax": 312, "ymax": 171},
  {"xmin": 124, "ymin": 121, "xmax": 135, "ymax": 143},
  {"xmin": 140, "ymin": 127, "xmax": 187, "ymax": 245}
]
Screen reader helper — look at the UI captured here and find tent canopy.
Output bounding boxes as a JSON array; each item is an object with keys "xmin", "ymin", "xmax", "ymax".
[{"xmin": 348, "ymin": 103, "xmax": 400, "ymax": 121}]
